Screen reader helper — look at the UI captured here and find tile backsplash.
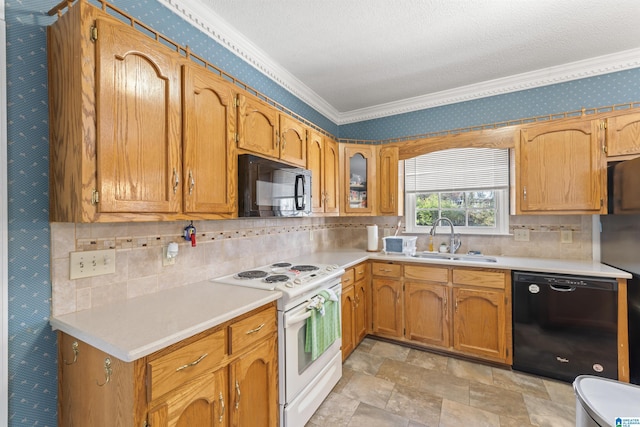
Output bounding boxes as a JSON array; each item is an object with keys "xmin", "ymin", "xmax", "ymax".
[{"xmin": 50, "ymin": 214, "xmax": 593, "ymax": 316}]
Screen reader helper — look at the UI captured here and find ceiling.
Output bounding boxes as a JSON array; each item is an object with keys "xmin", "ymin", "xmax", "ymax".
[{"xmin": 163, "ymin": 0, "xmax": 640, "ymax": 124}]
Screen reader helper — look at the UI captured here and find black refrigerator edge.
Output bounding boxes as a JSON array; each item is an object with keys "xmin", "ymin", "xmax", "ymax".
[{"xmin": 600, "ymin": 213, "xmax": 640, "ymax": 385}]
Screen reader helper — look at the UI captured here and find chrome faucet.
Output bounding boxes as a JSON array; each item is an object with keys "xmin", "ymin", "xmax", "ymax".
[{"xmin": 430, "ymin": 217, "xmax": 461, "ymax": 254}]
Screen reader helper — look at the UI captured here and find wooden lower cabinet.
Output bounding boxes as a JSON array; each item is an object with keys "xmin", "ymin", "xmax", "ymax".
[
  {"xmin": 370, "ymin": 261, "xmax": 512, "ymax": 365},
  {"xmin": 57, "ymin": 303, "xmax": 278, "ymax": 427},
  {"xmin": 405, "ymin": 281, "xmax": 449, "ymax": 347},
  {"xmin": 148, "ymin": 368, "xmax": 227, "ymax": 426},
  {"xmin": 341, "ymin": 284, "xmax": 356, "ymax": 361},
  {"xmin": 452, "ymin": 287, "xmax": 506, "ymax": 361},
  {"xmin": 371, "ymin": 277, "xmax": 404, "ymax": 338},
  {"xmin": 341, "ymin": 262, "xmax": 369, "ymax": 361},
  {"xmin": 229, "ymin": 338, "xmax": 279, "ymax": 427}
]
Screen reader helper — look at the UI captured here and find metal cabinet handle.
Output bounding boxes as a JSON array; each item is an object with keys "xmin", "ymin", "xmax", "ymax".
[
  {"xmin": 235, "ymin": 380, "xmax": 241, "ymax": 409},
  {"xmin": 175, "ymin": 353, "xmax": 208, "ymax": 372},
  {"xmin": 188, "ymin": 170, "xmax": 195, "ymax": 195},
  {"xmin": 245, "ymin": 323, "xmax": 265, "ymax": 335},
  {"xmin": 275, "ymin": 130, "xmax": 279, "ymax": 148},
  {"xmin": 96, "ymin": 358, "xmax": 112, "ymax": 387},
  {"xmin": 64, "ymin": 341, "xmax": 79, "ymax": 365},
  {"xmin": 172, "ymin": 168, "xmax": 180, "ymax": 194},
  {"xmin": 523, "ymin": 186, "xmax": 527, "ymax": 201},
  {"xmin": 219, "ymin": 391, "xmax": 225, "ymax": 423}
]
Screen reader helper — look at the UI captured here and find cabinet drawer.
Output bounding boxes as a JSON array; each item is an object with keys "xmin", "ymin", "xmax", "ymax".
[
  {"xmin": 354, "ymin": 263, "xmax": 367, "ymax": 281},
  {"xmin": 147, "ymin": 329, "xmax": 226, "ymax": 401},
  {"xmin": 371, "ymin": 262, "xmax": 402, "ymax": 277},
  {"xmin": 452, "ymin": 269, "xmax": 506, "ymax": 289},
  {"xmin": 229, "ymin": 306, "xmax": 277, "ymax": 355},
  {"xmin": 342, "ymin": 268, "xmax": 355, "ymax": 288},
  {"xmin": 404, "ymin": 264, "xmax": 449, "ymax": 283}
]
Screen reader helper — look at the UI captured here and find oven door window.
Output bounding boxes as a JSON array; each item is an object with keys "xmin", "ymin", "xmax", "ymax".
[{"xmin": 297, "ymin": 324, "xmax": 315, "ymax": 374}]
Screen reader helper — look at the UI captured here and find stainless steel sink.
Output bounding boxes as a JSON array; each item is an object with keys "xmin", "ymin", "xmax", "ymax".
[
  {"xmin": 412, "ymin": 252, "xmax": 497, "ymax": 263},
  {"xmin": 451, "ymin": 256, "xmax": 498, "ymax": 263}
]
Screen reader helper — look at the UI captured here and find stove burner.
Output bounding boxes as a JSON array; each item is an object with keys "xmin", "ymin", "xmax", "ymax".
[
  {"xmin": 264, "ymin": 274, "xmax": 290, "ymax": 283},
  {"xmin": 236, "ymin": 270, "xmax": 268, "ymax": 280},
  {"xmin": 290, "ymin": 265, "xmax": 319, "ymax": 272},
  {"xmin": 271, "ymin": 262, "xmax": 292, "ymax": 268}
]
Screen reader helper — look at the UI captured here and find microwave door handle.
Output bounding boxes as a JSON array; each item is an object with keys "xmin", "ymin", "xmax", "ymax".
[{"xmin": 295, "ymin": 174, "xmax": 305, "ymax": 210}]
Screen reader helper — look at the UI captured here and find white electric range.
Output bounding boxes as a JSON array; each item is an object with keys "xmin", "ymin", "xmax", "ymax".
[{"xmin": 211, "ymin": 261, "xmax": 345, "ymax": 426}]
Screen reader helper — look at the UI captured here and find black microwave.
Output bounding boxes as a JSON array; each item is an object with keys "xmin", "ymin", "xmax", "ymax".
[{"xmin": 238, "ymin": 154, "xmax": 312, "ymax": 217}]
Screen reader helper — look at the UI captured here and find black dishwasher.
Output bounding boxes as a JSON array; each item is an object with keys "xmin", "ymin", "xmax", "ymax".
[{"xmin": 512, "ymin": 271, "xmax": 618, "ymax": 382}]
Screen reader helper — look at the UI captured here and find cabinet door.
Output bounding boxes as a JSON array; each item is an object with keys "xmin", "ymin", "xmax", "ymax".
[
  {"xmin": 405, "ymin": 281, "xmax": 450, "ymax": 347},
  {"xmin": 606, "ymin": 112, "xmax": 640, "ymax": 157},
  {"xmin": 183, "ymin": 63, "xmax": 236, "ymax": 214},
  {"xmin": 517, "ymin": 119, "xmax": 605, "ymax": 213},
  {"xmin": 307, "ymin": 131, "xmax": 325, "ymax": 213},
  {"xmin": 343, "ymin": 145, "xmax": 375, "ymax": 214},
  {"xmin": 96, "ymin": 17, "xmax": 182, "ymax": 213},
  {"xmin": 148, "ymin": 368, "xmax": 228, "ymax": 427},
  {"xmin": 237, "ymin": 94, "xmax": 279, "ymax": 158},
  {"xmin": 229, "ymin": 337, "xmax": 278, "ymax": 427},
  {"xmin": 341, "ymin": 285, "xmax": 356, "ymax": 361},
  {"xmin": 452, "ymin": 287, "xmax": 506, "ymax": 361},
  {"xmin": 279, "ymin": 115, "xmax": 307, "ymax": 167},
  {"xmin": 371, "ymin": 278, "xmax": 403, "ymax": 337},
  {"xmin": 323, "ymin": 139, "xmax": 340, "ymax": 214},
  {"xmin": 377, "ymin": 146, "xmax": 399, "ymax": 215},
  {"xmin": 354, "ymin": 279, "xmax": 368, "ymax": 344}
]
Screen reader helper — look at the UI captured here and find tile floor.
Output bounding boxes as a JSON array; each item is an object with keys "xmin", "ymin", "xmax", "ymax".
[{"xmin": 307, "ymin": 338, "xmax": 577, "ymax": 427}]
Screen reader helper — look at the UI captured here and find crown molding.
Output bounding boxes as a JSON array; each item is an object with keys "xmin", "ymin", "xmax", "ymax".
[
  {"xmin": 339, "ymin": 48, "xmax": 640, "ymax": 124},
  {"xmin": 156, "ymin": 1, "xmax": 640, "ymax": 126}
]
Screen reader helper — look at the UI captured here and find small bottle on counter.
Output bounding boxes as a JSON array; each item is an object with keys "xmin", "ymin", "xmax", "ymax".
[{"xmin": 428, "ymin": 235, "xmax": 434, "ymax": 252}]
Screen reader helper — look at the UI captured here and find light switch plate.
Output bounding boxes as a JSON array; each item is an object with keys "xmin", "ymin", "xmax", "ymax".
[
  {"xmin": 69, "ymin": 249, "xmax": 116, "ymax": 279},
  {"xmin": 514, "ymin": 229, "xmax": 530, "ymax": 242}
]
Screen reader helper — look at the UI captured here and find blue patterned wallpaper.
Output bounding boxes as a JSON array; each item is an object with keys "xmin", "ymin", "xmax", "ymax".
[
  {"xmin": 340, "ymin": 68, "xmax": 640, "ymax": 140},
  {"xmin": 4, "ymin": 0, "xmax": 640, "ymax": 426}
]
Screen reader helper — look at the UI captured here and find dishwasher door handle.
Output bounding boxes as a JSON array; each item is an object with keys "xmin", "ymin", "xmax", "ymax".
[{"xmin": 550, "ymin": 285, "xmax": 576, "ymax": 292}]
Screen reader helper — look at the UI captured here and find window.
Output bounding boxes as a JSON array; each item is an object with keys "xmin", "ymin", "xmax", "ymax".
[{"xmin": 404, "ymin": 148, "xmax": 510, "ymax": 235}]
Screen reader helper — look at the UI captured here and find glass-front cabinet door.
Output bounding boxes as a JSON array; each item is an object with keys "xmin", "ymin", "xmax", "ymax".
[{"xmin": 344, "ymin": 145, "xmax": 375, "ymax": 214}]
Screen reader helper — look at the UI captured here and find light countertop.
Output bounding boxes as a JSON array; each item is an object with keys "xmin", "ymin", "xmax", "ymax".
[
  {"xmin": 49, "ymin": 281, "xmax": 281, "ymax": 362},
  {"xmin": 49, "ymin": 249, "xmax": 630, "ymax": 363}
]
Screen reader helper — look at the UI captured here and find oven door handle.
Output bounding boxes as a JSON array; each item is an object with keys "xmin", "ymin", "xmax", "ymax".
[{"xmin": 284, "ymin": 309, "xmax": 312, "ymax": 328}]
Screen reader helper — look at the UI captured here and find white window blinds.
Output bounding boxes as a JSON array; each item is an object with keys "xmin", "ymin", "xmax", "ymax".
[{"xmin": 405, "ymin": 148, "xmax": 509, "ymax": 192}]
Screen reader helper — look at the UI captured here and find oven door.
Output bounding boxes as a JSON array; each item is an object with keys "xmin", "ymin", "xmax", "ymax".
[{"xmin": 279, "ymin": 283, "xmax": 342, "ymax": 404}]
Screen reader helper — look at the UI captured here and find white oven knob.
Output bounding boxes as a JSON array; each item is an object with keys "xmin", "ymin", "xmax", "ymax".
[
  {"xmin": 294, "ymin": 278, "xmax": 302, "ymax": 285},
  {"xmin": 285, "ymin": 281, "xmax": 294, "ymax": 288}
]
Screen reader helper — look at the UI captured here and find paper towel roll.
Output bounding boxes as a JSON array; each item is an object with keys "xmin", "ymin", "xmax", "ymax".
[{"xmin": 367, "ymin": 225, "xmax": 378, "ymax": 252}]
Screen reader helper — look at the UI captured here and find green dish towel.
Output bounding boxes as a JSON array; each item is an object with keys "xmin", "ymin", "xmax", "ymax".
[{"xmin": 305, "ymin": 290, "xmax": 341, "ymax": 361}]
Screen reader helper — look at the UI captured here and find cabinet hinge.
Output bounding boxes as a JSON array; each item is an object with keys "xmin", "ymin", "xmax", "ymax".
[
  {"xmin": 90, "ymin": 25, "xmax": 98, "ymax": 42},
  {"xmin": 600, "ymin": 121, "xmax": 607, "ymax": 130},
  {"xmin": 234, "ymin": 96, "xmax": 240, "ymax": 108},
  {"xmin": 234, "ymin": 133, "xmax": 239, "ymax": 143},
  {"xmin": 602, "ymin": 144, "xmax": 608, "ymax": 154},
  {"xmin": 91, "ymin": 189, "xmax": 99, "ymax": 205},
  {"xmin": 601, "ymin": 198, "xmax": 604, "ymax": 208}
]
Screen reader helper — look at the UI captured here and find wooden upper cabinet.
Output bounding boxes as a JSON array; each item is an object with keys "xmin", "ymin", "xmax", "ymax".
[
  {"xmin": 517, "ymin": 119, "xmax": 605, "ymax": 214},
  {"xmin": 377, "ymin": 145, "xmax": 400, "ymax": 215},
  {"xmin": 236, "ymin": 93, "xmax": 307, "ymax": 167},
  {"xmin": 307, "ymin": 130, "xmax": 325, "ymax": 213},
  {"xmin": 279, "ymin": 115, "xmax": 307, "ymax": 167},
  {"xmin": 342, "ymin": 144, "xmax": 376, "ymax": 214},
  {"xmin": 606, "ymin": 112, "xmax": 640, "ymax": 157},
  {"xmin": 182, "ymin": 63, "xmax": 236, "ymax": 214},
  {"xmin": 237, "ymin": 93, "xmax": 279, "ymax": 159},
  {"xmin": 307, "ymin": 133, "xmax": 340, "ymax": 214},
  {"xmin": 96, "ymin": 17, "xmax": 182, "ymax": 214},
  {"xmin": 323, "ymin": 139, "xmax": 340, "ymax": 214}
]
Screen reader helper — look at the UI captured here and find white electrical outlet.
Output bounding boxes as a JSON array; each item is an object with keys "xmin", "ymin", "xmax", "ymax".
[
  {"xmin": 162, "ymin": 247, "xmax": 176, "ymax": 266},
  {"xmin": 514, "ymin": 229, "xmax": 530, "ymax": 242},
  {"xmin": 69, "ymin": 249, "xmax": 116, "ymax": 279},
  {"xmin": 561, "ymin": 229, "xmax": 573, "ymax": 243}
]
